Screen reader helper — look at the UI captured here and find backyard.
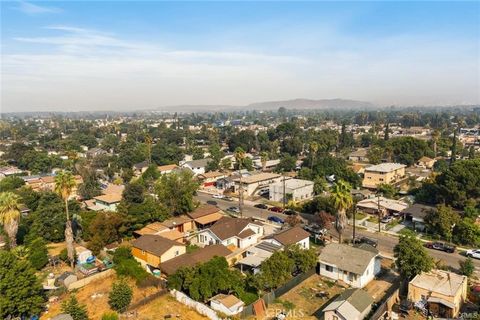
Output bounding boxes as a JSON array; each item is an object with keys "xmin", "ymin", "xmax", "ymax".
[
  {"xmin": 265, "ymin": 274, "xmax": 347, "ymax": 319},
  {"xmin": 42, "ymin": 274, "xmax": 207, "ymax": 320}
]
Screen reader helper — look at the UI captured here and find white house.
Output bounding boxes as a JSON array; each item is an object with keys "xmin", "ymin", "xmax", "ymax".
[
  {"xmin": 269, "ymin": 178, "xmax": 314, "ymax": 203},
  {"xmin": 237, "ymin": 241, "xmax": 282, "ymax": 274},
  {"xmin": 210, "ymin": 294, "xmax": 245, "ymax": 316},
  {"xmin": 89, "ymin": 194, "xmax": 122, "ymax": 212},
  {"xmin": 263, "ymin": 226, "xmax": 311, "ymax": 250},
  {"xmin": 196, "ymin": 217, "xmax": 264, "ymax": 249},
  {"xmin": 180, "ymin": 158, "xmax": 212, "ymax": 176},
  {"xmin": 318, "ymin": 243, "xmax": 381, "ymax": 288}
]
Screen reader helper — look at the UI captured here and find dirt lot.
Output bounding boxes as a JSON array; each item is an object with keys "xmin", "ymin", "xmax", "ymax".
[
  {"xmin": 42, "ymin": 274, "xmax": 207, "ymax": 320},
  {"xmin": 265, "ymin": 274, "xmax": 347, "ymax": 320},
  {"xmin": 365, "ymin": 259, "xmax": 398, "ymax": 302}
]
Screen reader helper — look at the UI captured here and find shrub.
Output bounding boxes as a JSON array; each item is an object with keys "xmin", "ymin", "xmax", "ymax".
[
  {"xmin": 101, "ymin": 311, "xmax": 119, "ymax": 320},
  {"xmin": 61, "ymin": 295, "xmax": 89, "ymax": 320},
  {"xmin": 27, "ymin": 238, "xmax": 49, "ymax": 270},
  {"xmin": 108, "ymin": 279, "xmax": 133, "ymax": 313}
]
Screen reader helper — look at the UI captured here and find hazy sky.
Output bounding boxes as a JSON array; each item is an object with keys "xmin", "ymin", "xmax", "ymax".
[{"xmin": 1, "ymin": 1, "xmax": 479, "ymax": 112}]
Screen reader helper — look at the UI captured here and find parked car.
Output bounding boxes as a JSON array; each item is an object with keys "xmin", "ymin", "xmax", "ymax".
[
  {"xmin": 226, "ymin": 206, "xmax": 240, "ymax": 214},
  {"xmin": 268, "ymin": 206, "xmax": 284, "ymax": 213},
  {"xmin": 258, "ymin": 189, "xmax": 269, "ymax": 196},
  {"xmin": 465, "ymin": 249, "xmax": 480, "ymax": 259},
  {"xmin": 254, "ymin": 203, "xmax": 268, "ymax": 209},
  {"xmin": 303, "ymin": 223, "xmax": 327, "ymax": 236},
  {"xmin": 223, "ymin": 196, "xmax": 234, "ymax": 201},
  {"xmin": 424, "ymin": 242, "xmax": 456, "ymax": 253},
  {"xmin": 206, "ymin": 200, "xmax": 218, "ymax": 206},
  {"xmin": 267, "ymin": 216, "xmax": 284, "ymax": 224},
  {"xmin": 212, "ymin": 194, "xmax": 224, "ymax": 199},
  {"xmin": 283, "ymin": 209, "xmax": 297, "ymax": 216},
  {"xmin": 381, "ymin": 215, "xmax": 394, "ymax": 223},
  {"xmin": 353, "ymin": 236, "xmax": 378, "ymax": 248}
]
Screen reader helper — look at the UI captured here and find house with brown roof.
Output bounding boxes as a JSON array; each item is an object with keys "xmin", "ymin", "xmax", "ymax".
[
  {"xmin": 158, "ymin": 164, "xmax": 178, "ymax": 174},
  {"xmin": 133, "ymin": 215, "xmax": 195, "ymax": 243},
  {"xmin": 408, "ymin": 269, "xmax": 468, "ymax": 318},
  {"xmin": 263, "ymin": 226, "xmax": 311, "ymax": 249},
  {"xmin": 196, "ymin": 216, "xmax": 264, "ymax": 250},
  {"xmin": 88, "ymin": 193, "xmax": 122, "ymax": 211},
  {"xmin": 132, "ymin": 235, "xmax": 186, "ymax": 271},
  {"xmin": 159, "ymin": 244, "xmax": 231, "ymax": 276},
  {"xmin": 187, "ymin": 205, "xmax": 225, "ymax": 229},
  {"xmin": 197, "ymin": 171, "xmax": 226, "ymax": 187}
]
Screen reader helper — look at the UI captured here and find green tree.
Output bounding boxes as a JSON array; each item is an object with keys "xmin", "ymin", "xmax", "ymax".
[
  {"xmin": 108, "ymin": 279, "xmax": 133, "ymax": 313},
  {"xmin": 0, "ymin": 191, "xmax": 22, "ymax": 248},
  {"xmin": 424, "ymin": 205, "xmax": 460, "ymax": 242},
  {"xmin": 366, "ymin": 146, "xmax": 383, "ymax": 165},
  {"xmin": 54, "ymin": 170, "xmax": 77, "ymax": 268},
  {"xmin": 285, "ymin": 245, "xmax": 317, "ymax": 273},
  {"xmin": 377, "ymin": 183, "xmax": 397, "ymax": 199},
  {"xmin": 155, "ymin": 170, "xmax": 199, "ymax": 215},
  {"xmin": 277, "ymin": 153, "xmax": 297, "ymax": 172},
  {"xmin": 78, "ymin": 169, "xmax": 102, "ymax": 200},
  {"xmin": 28, "ymin": 192, "xmax": 66, "ymax": 242},
  {"xmin": 394, "ymin": 234, "xmax": 433, "ymax": 281},
  {"xmin": 330, "ymin": 180, "xmax": 353, "ymax": 243},
  {"xmin": 0, "ymin": 176, "xmax": 25, "ymax": 192},
  {"xmin": 122, "ymin": 182, "xmax": 145, "ymax": 204},
  {"xmin": 87, "ymin": 212, "xmax": 125, "ymax": 255},
  {"xmin": 459, "ymin": 257, "xmax": 475, "ymax": 277},
  {"xmin": 27, "ymin": 237, "xmax": 49, "ymax": 270},
  {"xmin": 0, "ymin": 251, "xmax": 45, "ymax": 318},
  {"xmin": 101, "ymin": 312, "xmax": 119, "ymax": 320},
  {"xmin": 452, "ymin": 218, "xmax": 480, "ymax": 247},
  {"xmin": 255, "ymin": 251, "xmax": 294, "ymax": 291},
  {"xmin": 61, "ymin": 295, "xmax": 89, "ymax": 320}
]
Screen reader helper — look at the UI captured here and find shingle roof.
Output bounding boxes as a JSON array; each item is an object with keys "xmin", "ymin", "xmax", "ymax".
[
  {"xmin": 235, "ymin": 172, "xmax": 281, "ymax": 184},
  {"xmin": 323, "ymin": 288, "xmax": 373, "ymax": 316},
  {"xmin": 208, "ymin": 217, "xmax": 261, "ymax": 241},
  {"xmin": 94, "ymin": 193, "xmax": 122, "ymax": 204},
  {"xmin": 319, "ymin": 243, "xmax": 379, "ymax": 275},
  {"xmin": 132, "ymin": 235, "xmax": 184, "ymax": 257},
  {"xmin": 365, "ymin": 163, "xmax": 406, "ymax": 173},
  {"xmin": 270, "ymin": 226, "xmax": 310, "ymax": 246},
  {"xmin": 160, "ymin": 244, "xmax": 231, "ymax": 275},
  {"xmin": 187, "ymin": 205, "xmax": 221, "ymax": 219},
  {"xmin": 182, "ymin": 158, "xmax": 211, "ymax": 168}
]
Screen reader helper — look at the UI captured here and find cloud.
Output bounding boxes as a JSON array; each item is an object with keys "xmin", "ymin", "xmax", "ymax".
[
  {"xmin": 14, "ymin": 1, "xmax": 62, "ymax": 15},
  {"xmin": 2, "ymin": 24, "xmax": 479, "ymax": 112}
]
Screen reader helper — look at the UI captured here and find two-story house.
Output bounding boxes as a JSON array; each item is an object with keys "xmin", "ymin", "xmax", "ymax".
[
  {"xmin": 196, "ymin": 217, "xmax": 264, "ymax": 249},
  {"xmin": 132, "ymin": 235, "xmax": 186, "ymax": 272},
  {"xmin": 362, "ymin": 163, "xmax": 406, "ymax": 189}
]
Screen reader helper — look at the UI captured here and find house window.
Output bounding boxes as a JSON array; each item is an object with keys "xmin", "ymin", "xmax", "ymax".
[
  {"xmin": 325, "ymin": 265, "xmax": 333, "ymax": 272},
  {"xmin": 175, "ymin": 250, "xmax": 179, "ymax": 256}
]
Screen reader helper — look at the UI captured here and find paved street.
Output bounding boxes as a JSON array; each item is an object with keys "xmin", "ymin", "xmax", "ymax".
[{"xmin": 195, "ymin": 191, "xmax": 480, "ymax": 272}]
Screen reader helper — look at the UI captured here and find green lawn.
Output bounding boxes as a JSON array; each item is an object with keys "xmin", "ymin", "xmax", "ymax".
[
  {"xmin": 367, "ymin": 216, "xmax": 379, "ymax": 223},
  {"xmin": 354, "ymin": 212, "xmax": 367, "ymax": 220}
]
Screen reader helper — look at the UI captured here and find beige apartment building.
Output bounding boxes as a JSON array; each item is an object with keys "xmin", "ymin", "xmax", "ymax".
[{"xmin": 362, "ymin": 163, "xmax": 406, "ymax": 189}]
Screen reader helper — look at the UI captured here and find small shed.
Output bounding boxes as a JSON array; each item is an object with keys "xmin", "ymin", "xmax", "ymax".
[{"xmin": 55, "ymin": 272, "xmax": 78, "ymax": 288}]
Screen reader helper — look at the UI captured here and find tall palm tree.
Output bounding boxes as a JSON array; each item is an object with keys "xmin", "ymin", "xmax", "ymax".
[
  {"xmin": 260, "ymin": 152, "xmax": 268, "ymax": 172},
  {"xmin": 55, "ymin": 171, "xmax": 77, "ymax": 269},
  {"xmin": 331, "ymin": 180, "xmax": 353, "ymax": 244},
  {"xmin": 234, "ymin": 147, "xmax": 246, "ymax": 217},
  {"xmin": 309, "ymin": 142, "xmax": 319, "ymax": 171},
  {"xmin": 431, "ymin": 129, "xmax": 440, "ymax": 158},
  {"xmin": 0, "ymin": 192, "xmax": 22, "ymax": 248}
]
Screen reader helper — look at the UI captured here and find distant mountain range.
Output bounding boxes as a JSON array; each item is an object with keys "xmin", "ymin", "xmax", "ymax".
[{"xmin": 155, "ymin": 98, "xmax": 375, "ymax": 112}]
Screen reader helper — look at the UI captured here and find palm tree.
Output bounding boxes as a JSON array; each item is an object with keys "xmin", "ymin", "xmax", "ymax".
[
  {"xmin": 330, "ymin": 180, "xmax": 353, "ymax": 244},
  {"xmin": 55, "ymin": 171, "xmax": 77, "ymax": 269},
  {"xmin": 431, "ymin": 129, "xmax": 440, "ymax": 158},
  {"xmin": 260, "ymin": 152, "xmax": 268, "ymax": 171},
  {"xmin": 234, "ymin": 147, "xmax": 246, "ymax": 217},
  {"xmin": 309, "ymin": 142, "xmax": 318, "ymax": 171},
  {"xmin": 0, "ymin": 192, "xmax": 22, "ymax": 248}
]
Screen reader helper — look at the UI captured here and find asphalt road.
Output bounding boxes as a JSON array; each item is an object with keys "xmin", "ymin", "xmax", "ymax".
[{"xmin": 195, "ymin": 192, "xmax": 480, "ymax": 272}]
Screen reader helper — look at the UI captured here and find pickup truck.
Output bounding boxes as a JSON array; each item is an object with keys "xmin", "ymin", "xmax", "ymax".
[{"xmin": 424, "ymin": 242, "xmax": 456, "ymax": 253}]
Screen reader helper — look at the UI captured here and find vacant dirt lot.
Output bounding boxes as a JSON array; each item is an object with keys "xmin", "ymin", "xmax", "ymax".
[
  {"xmin": 265, "ymin": 274, "xmax": 346, "ymax": 320},
  {"xmin": 42, "ymin": 274, "xmax": 206, "ymax": 320}
]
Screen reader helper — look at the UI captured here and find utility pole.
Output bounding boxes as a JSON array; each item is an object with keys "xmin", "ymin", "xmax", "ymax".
[
  {"xmin": 377, "ymin": 193, "xmax": 382, "ymax": 233},
  {"xmin": 282, "ymin": 171, "xmax": 286, "ymax": 209},
  {"xmin": 239, "ymin": 170, "xmax": 243, "ymax": 218},
  {"xmin": 353, "ymin": 205, "xmax": 357, "ymax": 242}
]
